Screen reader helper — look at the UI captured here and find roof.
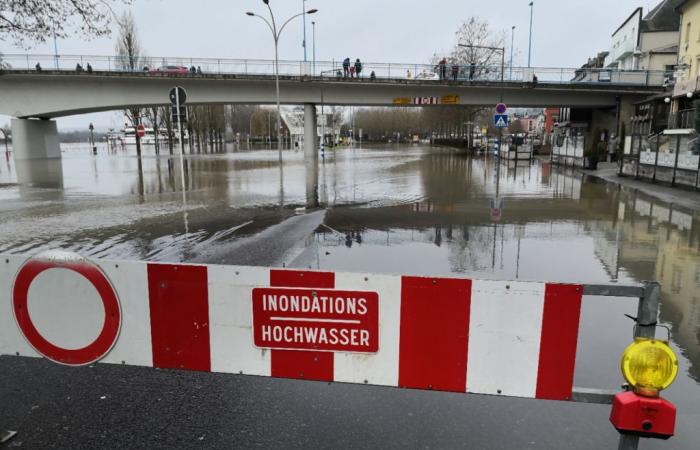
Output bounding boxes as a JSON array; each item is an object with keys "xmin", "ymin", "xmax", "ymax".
[
  {"xmin": 641, "ymin": 0, "xmax": 684, "ymax": 32},
  {"xmin": 612, "ymin": 7, "xmax": 643, "ymax": 36}
]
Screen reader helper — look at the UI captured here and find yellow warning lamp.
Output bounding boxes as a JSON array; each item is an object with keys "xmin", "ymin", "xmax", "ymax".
[{"xmin": 620, "ymin": 338, "xmax": 678, "ymax": 397}]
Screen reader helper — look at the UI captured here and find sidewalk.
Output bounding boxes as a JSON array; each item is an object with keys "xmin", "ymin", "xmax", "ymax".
[{"xmin": 579, "ymin": 161, "xmax": 700, "ymax": 212}]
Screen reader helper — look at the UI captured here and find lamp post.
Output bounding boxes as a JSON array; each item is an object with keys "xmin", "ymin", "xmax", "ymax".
[
  {"xmin": 458, "ymin": 43, "xmax": 505, "ymax": 150},
  {"xmin": 303, "ymin": 0, "xmax": 307, "ymax": 62},
  {"xmin": 509, "ymin": 26, "xmax": 515, "ymax": 80},
  {"xmin": 528, "ymin": 1, "xmax": 534, "ymax": 68},
  {"xmin": 312, "ymin": 21, "xmax": 316, "ymax": 76},
  {"xmin": 246, "ymin": 1, "xmax": 318, "ymax": 163}
]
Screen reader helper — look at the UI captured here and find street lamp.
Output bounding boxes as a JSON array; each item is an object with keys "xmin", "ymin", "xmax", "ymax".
[
  {"xmin": 528, "ymin": 1, "xmax": 534, "ymax": 68},
  {"xmin": 509, "ymin": 26, "xmax": 515, "ymax": 80},
  {"xmin": 303, "ymin": 0, "xmax": 307, "ymax": 62},
  {"xmin": 458, "ymin": 43, "xmax": 506, "ymax": 151},
  {"xmin": 312, "ymin": 21, "xmax": 316, "ymax": 76},
  {"xmin": 246, "ymin": 1, "xmax": 318, "ymax": 163}
]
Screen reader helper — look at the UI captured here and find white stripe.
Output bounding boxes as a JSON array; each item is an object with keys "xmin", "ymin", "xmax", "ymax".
[
  {"xmin": 0, "ymin": 255, "xmax": 38, "ymax": 359},
  {"xmin": 466, "ymin": 280, "xmax": 545, "ymax": 398},
  {"xmin": 333, "ymin": 272, "xmax": 401, "ymax": 387},
  {"xmin": 207, "ymin": 264, "xmax": 270, "ymax": 376},
  {"xmin": 270, "ymin": 317, "xmax": 361, "ymax": 324},
  {"xmin": 98, "ymin": 260, "xmax": 153, "ymax": 367}
]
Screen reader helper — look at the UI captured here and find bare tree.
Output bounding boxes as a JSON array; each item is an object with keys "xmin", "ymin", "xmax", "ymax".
[
  {"xmin": 449, "ymin": 17, "xmax": 506, "ymax": 80},
  {"xmin": 0, "ymin": 0, "xmax": 130, "ymax": 48},
  {"xmin": 115, "ymin": 11, "xmax": 144, "ymax": 155}
]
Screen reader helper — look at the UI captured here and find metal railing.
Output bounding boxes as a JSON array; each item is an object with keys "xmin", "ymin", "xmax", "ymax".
[
  {"xmin": 0, "ymin": 54, "xmax": 668, "ymax": 86},
  {"xmin": 669, "ymin": 108, "xmax": 695, "ymax": 129}
]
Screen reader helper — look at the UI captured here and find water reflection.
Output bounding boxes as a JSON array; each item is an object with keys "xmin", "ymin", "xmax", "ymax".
[{"xmin": 0, "ymin": 143, "xmax": 699, "ymax": 403}]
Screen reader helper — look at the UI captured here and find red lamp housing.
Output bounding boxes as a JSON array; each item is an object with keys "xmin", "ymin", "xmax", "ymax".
[{"xmin": 610, "ymin": 391, "xmax": 676, "ymax": 439}]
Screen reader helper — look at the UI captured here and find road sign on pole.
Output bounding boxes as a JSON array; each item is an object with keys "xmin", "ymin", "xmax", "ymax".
[
  {"xmin": 136, "ymin": 124, "xmax": 145, "ymax": 137},
  {"xmin": 169, "ymin": 86, "xmax": 187, "ymax": 106},
  {"xmin": 495, "ymin": 103, "xmax": 508, "ymax": 114},
  {"xmin": 494, "ymin": 114, "xmax": 509, "ymax": 128}
]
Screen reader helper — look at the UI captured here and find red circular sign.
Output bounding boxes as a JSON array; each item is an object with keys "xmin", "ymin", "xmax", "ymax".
[
  {"xmin": 12, "ymin": 252, "xmax": 121, "ymax": 366},
  {"xmin": 136, "ymin": 124, "xmax": 146, "ymax": 137}
]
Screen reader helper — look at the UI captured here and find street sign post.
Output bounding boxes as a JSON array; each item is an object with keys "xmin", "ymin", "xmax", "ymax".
[
  {"xmin": 495, "ymin": 103, "xmax": 508, "ymax": 115},
  {"xmin": 169, "ymin": 86, "xmax": 188, "ymax": 200},
  {"xmin": 136, "ymin": 124, "xmax": 145, "ymax": 137},
  {"xmin": 494, "ymin": 114, "xmax": 509, "ymax": 128}
]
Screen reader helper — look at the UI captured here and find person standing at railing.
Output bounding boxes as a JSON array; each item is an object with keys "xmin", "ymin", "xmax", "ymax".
[
  {"xmin": 469, "ymin": 63, "xmax": 476, "ymax": 81},
  {"xmin": 438, "ymin": 58, "xmax": 447, "ymax": 80},
  {"xmin": 406, "ymin": 69, "xmax": 412, "ymax": 79},
  {"xmin": 354, "ymin": 59, "xmax": 362, "ymax": 78},
  {"xmin": 451, "ymin": 63, "xmax": 459, "ymax": 81},
  {"xmin": 35, "ymin": 62, "xmax": 42, "ymax": 72},
  {"xmin": 343, "ymin": 57, "xmax": 350, "ymax": 78},
  {"xmin": 87, "ymin": 63, "xmax": 93, "ymax": 74}
]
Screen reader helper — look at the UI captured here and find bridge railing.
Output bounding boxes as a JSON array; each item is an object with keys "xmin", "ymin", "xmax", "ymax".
[{"xmin": 0, "ymin": 54, "xmax": 667, "ymax": 86}]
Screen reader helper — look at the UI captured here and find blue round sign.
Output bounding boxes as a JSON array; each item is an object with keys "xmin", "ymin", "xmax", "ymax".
[{"xmin": 495, "ymin": 103, "xmax": 507, "ymax": 114}]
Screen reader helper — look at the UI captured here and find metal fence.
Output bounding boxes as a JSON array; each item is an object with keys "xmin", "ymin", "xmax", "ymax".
[
  {"xmin": 0, "ymin": 54, "xmax": 668, "ymax": 86},
  {"xmin": 622, "ymin": 131, "xmax": 700, "ymax": 187}
]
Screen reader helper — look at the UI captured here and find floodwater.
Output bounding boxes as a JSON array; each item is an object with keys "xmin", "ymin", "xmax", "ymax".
[{"xmin": 1, "ymin": 142, "xmax": 700, "ymax": 447}]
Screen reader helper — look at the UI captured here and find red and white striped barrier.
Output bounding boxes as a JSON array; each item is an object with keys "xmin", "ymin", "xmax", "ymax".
[{"xmin": 0, "ymin": 251, "xmax": 583, "ymax": 401}]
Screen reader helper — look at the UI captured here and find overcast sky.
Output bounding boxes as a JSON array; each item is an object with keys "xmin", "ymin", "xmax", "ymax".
[{"xmin": 1, "ymin": 0, "xmax": 660, "ymax": 130}]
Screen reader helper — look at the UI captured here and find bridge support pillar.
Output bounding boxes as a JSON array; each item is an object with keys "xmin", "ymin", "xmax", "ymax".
[
  {"xmin": 11, "ymin": 118, "xmax": 61, "ymax": 160},
  {"xmin": 304, "ymin": 104, "xmax": 319, "ymax": 208}
]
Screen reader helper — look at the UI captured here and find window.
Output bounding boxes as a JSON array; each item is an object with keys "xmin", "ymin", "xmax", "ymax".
[
  {"xmin": 696, "ymin": 56, "xmax": 700, "ymax": 76},
  {"xmin": 686, "ymin": 22, "xmax": 692, "ymax": 45}
]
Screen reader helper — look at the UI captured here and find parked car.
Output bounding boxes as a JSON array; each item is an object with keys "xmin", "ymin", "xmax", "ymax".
[{"xmin": 156, "ymin": 65, "xmax": 188, "ymax": 74}]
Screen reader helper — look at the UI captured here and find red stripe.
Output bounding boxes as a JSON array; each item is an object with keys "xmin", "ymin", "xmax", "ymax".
[
  {"xmin": 535, "ymin": 283, "xmax": 583, "ymax": 400},
  {"xmin": 269, "ymin": 269, "xmax": 335, "ymax": 382},
  {"xmin": 147, "ymin": 263, "xmax": 211, "ymax": 371},
  {"xmin": 398, "ymin": 276, "xmax": 471, "ymax": 393}
]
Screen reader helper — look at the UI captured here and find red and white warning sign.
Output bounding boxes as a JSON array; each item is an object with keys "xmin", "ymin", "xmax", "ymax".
[
  {"xmin": 11, "ymin": 251, "xmax": 121, "ymax": 366},
  {"xmin": 252, "ymin": 288, "xmax": 379, "ymax": 353},
  {"xmin": 413, "ymin": 97, "xmax": 439, "ymax": 105}
]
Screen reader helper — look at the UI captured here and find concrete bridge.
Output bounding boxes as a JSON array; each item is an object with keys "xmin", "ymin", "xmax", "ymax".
[{"xmin": 0, "ymin": 54, "xmax": 666, "ymax": 160}]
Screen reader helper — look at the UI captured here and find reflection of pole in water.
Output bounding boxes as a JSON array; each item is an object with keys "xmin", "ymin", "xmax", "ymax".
[
  {"xmin": 136, "ymin": 155, "xmax": 144, "ymax": 199},
  {"xmin": 515, "ymin": 227, "xmax": 522, "ymax": 279}
]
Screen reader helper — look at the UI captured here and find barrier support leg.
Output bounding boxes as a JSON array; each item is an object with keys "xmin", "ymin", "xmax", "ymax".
[
  {"xmin": 616, "ymin": 281, "xmax": 660, "ymax": 450},
  {"xmin": 618, "ymin": 434, "xmax": 639, "ymax": 450}
]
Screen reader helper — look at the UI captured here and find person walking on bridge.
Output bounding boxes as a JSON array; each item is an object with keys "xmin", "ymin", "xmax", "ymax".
[
  {"xmin": 354, "ymin": 59, "xmax": 363, "ymax": 78},
  {"xmin": 343, "ymin": 57, "xmax": 351, "ymax": 78},
  {"xmin": 451, "ymin": 63, "xmax": 459, "ymax": 81}
]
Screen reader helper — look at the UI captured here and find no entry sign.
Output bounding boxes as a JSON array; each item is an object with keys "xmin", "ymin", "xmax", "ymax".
[{"xmin": 252, "ymin": 287, "xmax": 379, "ymax": 353}]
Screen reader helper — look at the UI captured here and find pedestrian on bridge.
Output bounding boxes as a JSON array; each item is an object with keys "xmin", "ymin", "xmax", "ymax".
[
  {"xmin": 451, "ymin": 63, "xmax": 459, "ymax": 81},
  {"xmin": 343, "ymin": 58, "xmax": 350, "ymax": 78},
  {"xmin": 87, "ymin": 63, "xmax": 93, "ymax": 74},
  {"xmin": 438, "ymin": 58, "xmax": 447, "ymax": 80},
  {"xmin": 349, "ymin": 65, "xmax": 355, "ymax": 78},
  {"xmin": 354, "ymin": 59, "xmax": 362, "ymax": 78},
  {"xmin": 35, "ymin": 62, "xmax": 42, "ymax": 72},
  {"xmin": 406, "ymin": 69, "xmax": 412, "ymax": 79}
]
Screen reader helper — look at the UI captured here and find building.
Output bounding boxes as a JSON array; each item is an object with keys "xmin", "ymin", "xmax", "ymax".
[
  {"xmin": 604, "ymin": 1, "xmax": 682, "ymax": 72},
  {"xmin": 605, "ymin": 8, "xmax": 644, "ymax": 70}
]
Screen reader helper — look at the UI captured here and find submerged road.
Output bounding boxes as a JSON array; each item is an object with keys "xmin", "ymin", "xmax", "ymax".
[{"xmin": 2, "ymin": 145, "xmax": 700, "ymax": 449}]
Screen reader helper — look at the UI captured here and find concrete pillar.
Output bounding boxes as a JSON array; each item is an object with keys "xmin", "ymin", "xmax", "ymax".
[
  {"xmin": 304, "ymin": 104, "xmax": 319, "ymax": 208},
  {"xmin": 11, "ymin": 118, "xmax": 61, "ymax": 160},
  {"xmin": 304, "ymin": 104, "xmax": 318, "ymax": 158}
]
